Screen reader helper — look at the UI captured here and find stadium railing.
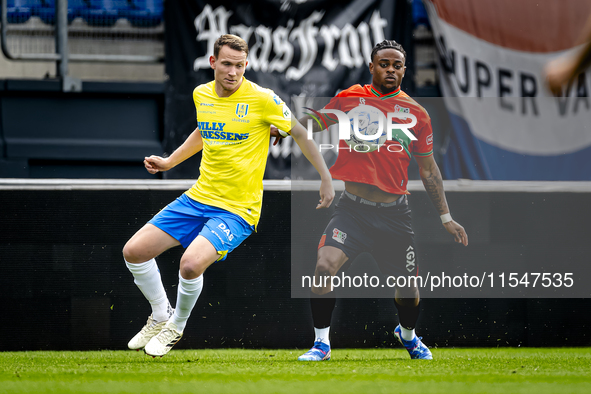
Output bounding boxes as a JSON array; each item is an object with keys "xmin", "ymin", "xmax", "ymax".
[{"xmin": 1, "ymin": 0, "xmax": 164, "ymax": 91}]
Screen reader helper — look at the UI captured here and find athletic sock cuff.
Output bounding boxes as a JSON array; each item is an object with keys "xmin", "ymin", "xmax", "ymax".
[
  {"xmin": 125, "ymin": 258, "xmax": 156, "ymax": 275},
  {"xmin": 178, "ymin": 273, "xmax": 203, "ymax": 292}
]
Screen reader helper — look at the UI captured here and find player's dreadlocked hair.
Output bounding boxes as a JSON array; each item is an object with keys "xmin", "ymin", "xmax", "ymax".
[{"xmin": 370, "ymin": 40, "xmax": 406, "ymax": 62}]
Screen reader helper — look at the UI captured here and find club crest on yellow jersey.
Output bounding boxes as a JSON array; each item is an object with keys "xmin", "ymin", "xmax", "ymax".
[{"xmin": 235, "ymin": 103, "xmax": 249, "ymax": 118}]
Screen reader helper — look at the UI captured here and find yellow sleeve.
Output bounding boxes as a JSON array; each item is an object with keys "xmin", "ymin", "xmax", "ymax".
[
  {"xmin": 263, "ymin": 92, "xmax": 294, "ymax": 135},
  {"xmin": 193, "ymin": 87, "xmax": 201, "ymax": 118}
]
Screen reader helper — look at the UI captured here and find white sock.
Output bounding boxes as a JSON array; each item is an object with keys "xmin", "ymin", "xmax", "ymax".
[
  {"xmin": 125, "ymin": 259, "xmax": 170, "ymax": 322},
  {"xmin": 170, "ymin": 273, "xmax": 203, "ymax": 333},
  {"xmin": 314, "ymin": 326, "xmax": 330, "ymax": 346},
  {"xmin": 400, "ymin": 326, "xmax": 416, "ymax": 341}
]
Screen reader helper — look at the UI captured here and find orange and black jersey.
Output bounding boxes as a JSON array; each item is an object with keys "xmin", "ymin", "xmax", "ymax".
[{"xmin": 322, "ymin": 84, "xmax": 433, "ymax": 195}]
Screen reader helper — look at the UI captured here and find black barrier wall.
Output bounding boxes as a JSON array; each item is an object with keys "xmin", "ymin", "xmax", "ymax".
[
  {"xmin": 0, "ymin": 187, "xmax": 590, "ymax": 351},
  {"xmin": 0, "ymin": 80, "xmax": 164, "ymax": 179}
]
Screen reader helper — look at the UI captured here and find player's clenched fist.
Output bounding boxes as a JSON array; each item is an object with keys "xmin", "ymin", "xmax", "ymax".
[{"xmin": 144, "ymin": 155, "xmax": 171, "ymax": 174}]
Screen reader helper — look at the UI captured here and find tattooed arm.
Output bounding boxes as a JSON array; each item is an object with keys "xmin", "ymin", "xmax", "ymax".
[{"xmin": 415, "ymin": 155, "xmax": 468, "ymax": 246}]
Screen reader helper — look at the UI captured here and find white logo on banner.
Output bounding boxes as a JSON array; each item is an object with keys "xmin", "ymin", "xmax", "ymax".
[{"xmin": 193, "ymin": 4, "xmax": 388, "ymax": 80}]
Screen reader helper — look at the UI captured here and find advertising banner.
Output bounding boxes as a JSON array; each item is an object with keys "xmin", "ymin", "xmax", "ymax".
[
  {"xmin": 425, "ymin": 0, "xmax": 591, "ymax": 180},
  {"xmin": 163, "ymin": 0, "xmax": 413, "ymax": 179}
]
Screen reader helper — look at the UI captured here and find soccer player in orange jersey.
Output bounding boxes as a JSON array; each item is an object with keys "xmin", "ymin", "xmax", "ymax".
[{"xmin": 294, "ymin": 40, "xmax": 468, "ymax": 361}]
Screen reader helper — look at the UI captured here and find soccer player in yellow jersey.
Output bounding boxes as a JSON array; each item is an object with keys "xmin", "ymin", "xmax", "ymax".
[{"xmin": 122, "ymin": 34, "xmax": 334, "ymax": 357}]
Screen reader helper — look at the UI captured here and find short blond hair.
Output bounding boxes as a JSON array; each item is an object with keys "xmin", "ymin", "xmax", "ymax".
[{"xmin": 213, "ymin": 34, "xmax": 249, "ymax": 58}]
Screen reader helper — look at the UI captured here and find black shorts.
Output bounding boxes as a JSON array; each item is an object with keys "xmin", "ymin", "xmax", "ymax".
[{"xmin": 318, "ymin": 190, "xmax": 418, "ymax": 277}]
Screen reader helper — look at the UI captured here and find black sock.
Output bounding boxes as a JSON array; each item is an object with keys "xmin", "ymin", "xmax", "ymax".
[
  {"xmin": 310, "ymin": 292, "xmax": 336, "ymax": 328},
  {"xmin": 394, "ymin": 300, "xmax": 420, "ymax": 330}
]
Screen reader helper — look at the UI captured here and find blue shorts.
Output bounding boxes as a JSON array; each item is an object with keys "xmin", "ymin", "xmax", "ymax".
[{"xmin": 148, "ymin": 194, "xmax": 254, "ymax": 262}]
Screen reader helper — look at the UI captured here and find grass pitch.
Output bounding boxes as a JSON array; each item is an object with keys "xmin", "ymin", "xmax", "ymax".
[{"xmin": 1, "ymin": 348, "xmax": 590, "ymax": 394}]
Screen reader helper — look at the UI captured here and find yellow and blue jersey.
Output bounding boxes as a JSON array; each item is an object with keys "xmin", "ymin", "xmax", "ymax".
[{"xmin": 186, "ymin": 77, "xmax": 293, "ymax": 227}]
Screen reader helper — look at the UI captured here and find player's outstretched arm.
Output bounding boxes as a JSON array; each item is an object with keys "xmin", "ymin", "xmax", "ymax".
[
  {"xmin": 145, "ymin": 127, "xmax": 203, "ymax": 174},
  {"xmin": 290, "ymin": 120, "xmax": 335, "ymax": 209},
  {"xmin": 415, "ymin": 155, "xmax": 468, "ymax": 246},
  {"xmin": 545, "ymin": 12, "xmax": 591, "ymax": 95},
  {"xmin": 270, "ymin": 114, "xmax": 337, "ymax": 146},
  {"xmin": 269, "ymin": 125, "xmax": 286, "ymax": 146},
  {"xmin": 298, "ymin": 114, "xmax": 337, "ymax": 133}
]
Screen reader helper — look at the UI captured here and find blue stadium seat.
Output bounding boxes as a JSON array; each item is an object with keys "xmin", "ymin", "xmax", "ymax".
[
  {"xmin": 122, "ymin": 0, "xmax": 163, "ymax": 27},
  {"xmin": 412, "ymin": 0, "xmax": 430, "ymax": 28},
  {"xmin": 31, "ymin": 0, "xmax": 82, "ymax": 25},
  {"xmin": 25, "ymin": 0, "xmax": 162, "ymax": 28},
  {"xmin": 77, "ymin": 0, "xmax": 127, "ymax": 27},
  {"xmin": 6, "ymin": 0, "xmax": 33, "ymax": 24}
]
